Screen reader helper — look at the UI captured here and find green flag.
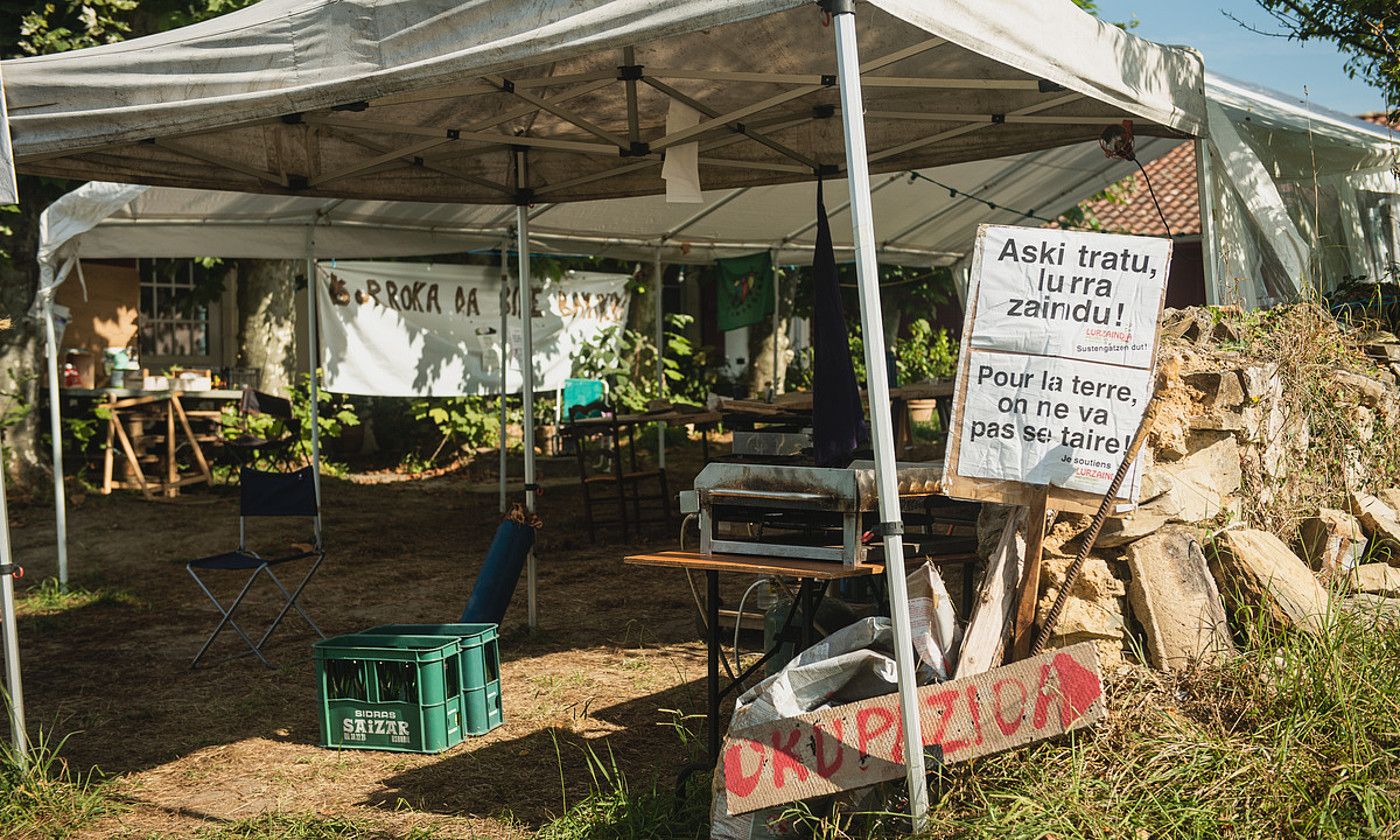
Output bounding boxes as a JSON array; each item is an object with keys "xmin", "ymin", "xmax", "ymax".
[{"xmin": 715, "ymin": 252, "xmax": 773, "ymax": 332}]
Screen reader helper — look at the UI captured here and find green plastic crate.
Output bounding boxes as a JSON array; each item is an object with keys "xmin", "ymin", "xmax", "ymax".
[
  {"xmin": 367, "ymin": 624, "xmax": 503, "ymax": 736},
  {"xmin": 314, "ymin": 633, "xmax": 466, "ymax": 753}
]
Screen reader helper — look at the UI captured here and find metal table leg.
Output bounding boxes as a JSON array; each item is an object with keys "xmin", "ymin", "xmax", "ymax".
[{"xmin": 706, "ymin": 568, "xmax": 720, "ymax": 765}]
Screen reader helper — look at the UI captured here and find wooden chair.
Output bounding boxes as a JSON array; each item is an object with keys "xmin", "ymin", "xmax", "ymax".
[{"xmin": 566, "ymin": 401, "xmax": 671, "ymax": 542}]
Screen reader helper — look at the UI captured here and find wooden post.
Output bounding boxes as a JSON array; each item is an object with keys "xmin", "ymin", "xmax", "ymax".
[
  {"xmin": 1009, "ymin": 486, "xmax": 1050, "ymax": 661},
  {"xmin": 101, "ymin": 399, "xmax": 116, "ymax": 495},
  {"xmin": 165, "ymin": 397, "xmax": 177, "ymax": 498}
]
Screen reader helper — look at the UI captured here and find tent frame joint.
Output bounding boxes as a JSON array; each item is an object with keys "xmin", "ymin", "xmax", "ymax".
[
  {"xmin": 818, "ymin": 0, "xmax": 855, "ymax": 14},
  {"xmin": 617, "ymin": 63, "xmax": 643, "ymax": 81},
  {"xmin": 620, "ymin": 141, "xmax": 650, "ymax": 157}
]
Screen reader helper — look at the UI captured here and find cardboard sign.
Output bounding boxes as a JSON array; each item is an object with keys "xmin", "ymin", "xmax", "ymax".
[
  {"xmin": 722, "ymin": 642, "xmax": 1104, "ymax": 815},
  {"xmin": 943, "ymin": 226, "xmax": 1170, "ymax": 512}
]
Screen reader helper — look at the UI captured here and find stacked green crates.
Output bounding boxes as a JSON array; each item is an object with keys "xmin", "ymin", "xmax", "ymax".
[{"xmin": 314, "ymin": 623, "xmax": 502, "ymax": 753}]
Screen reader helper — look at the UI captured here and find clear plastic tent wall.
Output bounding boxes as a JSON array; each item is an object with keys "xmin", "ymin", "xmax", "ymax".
[{"xmin": 1204, "ymin": 75, "xmax": 1400, "ymax": 307}]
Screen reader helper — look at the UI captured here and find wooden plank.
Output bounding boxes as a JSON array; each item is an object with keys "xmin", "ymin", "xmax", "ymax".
[
  {"xmin": 955, "ymin": 509, "xmax": 1026, "ymax": 678},
  {"xmin": 624, "ymin": 551, "xmax": 881, "ymax": 580},
  {"xmin": 171, "ymin": 394, "xmax": 213, "ymax": 483},
  {"xmin": 1010, "ymin": 488, "xmax": 1051, "ymax": 661},
  {"xmin": 110, "ymin": 414, "xmax": 154, "ymax": 499},
  {"xmin": 101, "ymin": 409, "xmax": 116, "ymax": 495},
  {"xmin": 721, "ymin": 642, "xmax": 1105, "ymax": 815}
]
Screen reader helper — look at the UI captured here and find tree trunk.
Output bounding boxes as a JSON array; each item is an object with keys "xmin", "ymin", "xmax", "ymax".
[
  {"xmin": 0, "ymin": 175, "xmax": 68, "ymax": 497},
  {"xmin": 234, "ymin": 259, "xmax": 299, "ymax": 397},
  {"xmin": 746, "ymin": 267, "xmax": 792, "ymax": 397}
]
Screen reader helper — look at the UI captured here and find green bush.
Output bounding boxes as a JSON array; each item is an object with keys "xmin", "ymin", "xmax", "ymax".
[{"xmin": 571, "ymin": 313, "xmax": 713, "ymax": 412}]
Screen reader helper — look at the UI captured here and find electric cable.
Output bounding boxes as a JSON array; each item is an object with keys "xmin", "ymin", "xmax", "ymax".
[
  {"xmin": 1134, "ymin": 158, "xmax": 1175, "ymax": 239},
  {"xmin": 680, "ymin": 513, "xmax": 736, "ymax": 682}
]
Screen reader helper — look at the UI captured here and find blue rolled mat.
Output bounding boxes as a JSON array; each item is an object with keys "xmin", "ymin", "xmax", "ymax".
[{"xmin": 461, "ymin": 517, "xmax": 537, "ymax": 624}]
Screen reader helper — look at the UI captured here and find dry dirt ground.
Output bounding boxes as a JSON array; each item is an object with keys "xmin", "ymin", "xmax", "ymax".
[{"xmin": 4, "ymin": 440, "xmax": 740, "ymax": 838}]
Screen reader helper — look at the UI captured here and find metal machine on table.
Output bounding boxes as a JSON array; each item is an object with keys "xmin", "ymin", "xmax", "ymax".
[{"xmin": 681, "ymin": 460, "xmax": 965, "ymax": 568}]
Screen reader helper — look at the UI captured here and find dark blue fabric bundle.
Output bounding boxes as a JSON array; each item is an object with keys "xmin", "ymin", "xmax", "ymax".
[
  {"xmin": 811, "ymin": 181, "xmax": 868, "ymax": 467},
  {"xmin": 461, "ymin": 517, "xmax": 536, "ymax": 624}
]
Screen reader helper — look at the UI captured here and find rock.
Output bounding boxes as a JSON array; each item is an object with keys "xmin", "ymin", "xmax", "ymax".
[
  {"xmin": 1181, "ymin": 371, "xmax": 1245, "ymax": 411},
  {"xmin": 1379, "ymin": 488, "xmax": 1400, "ymax": 514},
  {"xmin": 1332, "ymin": 370, "xmax": 1389, "ymax": 408},
  {"xmin": 1126, "ymin": 435, "xmax": 1241, "ymax": 530},
  {"xmin": 1339, "ymin": 594, "xmax": 1400, "ymax": 629},
  {"xmin": 1296, "ymin": 509, "xmax": 1367, "ymax": 579},
  {"xmin": 1367, "ymin": 343, "xmax": 1400, "ymax": 363},
  {"xmin": 1210, "ymin": 529, "xmax": 1329, "ymax": 635},
  {"xmin": 1096, "ymin": 506, "xmax": 1171, "ymax": 548},
  {"xmin": 1036, "ymin": 553, "xmax": 1127, "ymax": 661},
  {"xmin": 1351, "ymin": 563, "xmax": 1400, "ymax": 597},
  {"xmin": 1239, "ymin": 363, "xmax": 1279, "ymax": 403},
  {"xmin": 1347, "ymin": 491, "xmax": 1400, "ymax": 559},
  {"xmin": 1126, "ymin": 527, "xmax": 1234, "ymax": 670}
]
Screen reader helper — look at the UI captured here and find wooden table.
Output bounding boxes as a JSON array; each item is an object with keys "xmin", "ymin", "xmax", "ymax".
[
  {"xmin": 63, "ymin": 388, "xmax": 241, "ymax": 498},
  {"xmin": 624, "ymin": 550, "xmax": 883, "ymax": 765},
  {"xmin": 561, "ymin": 409, "xmax": 721, "ymax": 541},
  {"xmin": 716, "ymin": 379, "xmax": 955, "ymax": 449}
]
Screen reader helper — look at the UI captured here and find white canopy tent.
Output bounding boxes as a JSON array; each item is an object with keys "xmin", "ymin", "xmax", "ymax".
[
  {"xmin": 5, "ymin": 0, "xmax": 1207, "ymax": 820},
  {"xmin": 36, "ymin": 139, "xmax": 1176, "ymax": 265},
  {"xmin": 1201, "ymin": 74, "xmax": 1400, "ymax": 307}
]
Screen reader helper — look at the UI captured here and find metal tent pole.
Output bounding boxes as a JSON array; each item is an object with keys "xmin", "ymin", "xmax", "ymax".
[
  {"xmin": 499, "ymin": 239, "xmax": 510, "ymax": 514},
  {"xmin": 515, "ymin": 151, "xmax": 538, "ymax": 630},
  {"xmin": 770, "ymin": 251, "xmax": 780, "ymax": 397},
  {"xmin": 303, "ymin": 227, "xmax": 323, "ymax": 525},
  {"xmin": 0, "ymin": 459, "xmax": 26, "ymax": 768},
  {"xmin": 653, "ymin": 248, "xmax": 665, "ymax": 469},
  {"xmin": 42, "ymin": 298, "xmax": 69, "ymax": 586},
  {"xmin": 829, "ymin": 2, "xmax": 928, "ymax": 828},
  {"xmin": 1194, "ymin": 138, "xmax": 1221, "ymax": 306}
]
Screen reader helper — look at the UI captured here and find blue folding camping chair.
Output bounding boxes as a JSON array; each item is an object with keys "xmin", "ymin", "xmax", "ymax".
[{"xmin": 187, "ymin": 466, "xmax": 326, "ymax": 668}]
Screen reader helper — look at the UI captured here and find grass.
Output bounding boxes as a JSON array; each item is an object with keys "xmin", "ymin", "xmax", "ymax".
[
  {"xmin": 0, "ymin": 729, "xmax": 115, "ymax": 839},
  {"xmin": 537, "ymin": 738, "xmax": 708, "ymax": 840},
  {"xmin": 532, "ymin": 602, "xmax": 1400, "ymax": 840},
  {"xmin": 912, "ymin": 602, "xmax": 1400, "ymax": 839},
  {"xmin": 195, "ymin": 814, "xmax": 439, "ymax": 840},
  {"xmin": 15, "ymin": 577, "xmax": 142, "ymax": 617}
]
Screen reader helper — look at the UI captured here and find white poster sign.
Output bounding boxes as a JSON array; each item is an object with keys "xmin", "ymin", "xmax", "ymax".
[
  {"xmin": 317, "ymin": 260, "xmax": 629, "ymax": 397},
  {"xmin": 945, "ymin": 225, "xmax": 1171, "ymax": 502},
  {"xmin": 0, "ymin": 67, "xmax": 18, "ymax": 204}
]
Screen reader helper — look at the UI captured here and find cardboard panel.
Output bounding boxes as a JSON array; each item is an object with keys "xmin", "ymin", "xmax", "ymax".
[{"xmin": 722, "ymin": 642, "xmax": 1105, "ymax": 815}]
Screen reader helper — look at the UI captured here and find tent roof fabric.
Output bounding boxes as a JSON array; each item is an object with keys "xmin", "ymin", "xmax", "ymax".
[
  {"xmin": 3, "ymin": 0, "xmax": 1205, "ymax": 205},
  {"xmin": 51, "ymin": 137, "xmax": 1176, "ymax": 266}
]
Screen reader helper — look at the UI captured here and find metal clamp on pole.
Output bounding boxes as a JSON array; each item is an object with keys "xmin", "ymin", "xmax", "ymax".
[
  {"xmin": 818, "ymin": 0, "xmax": 855, "ymax": 13},
  {"xmin": 0, "ymin": 565, "xmax": 21, "ymax": 578},
  {"xmin": 872, "ymin": 521, "xmax": 903, "ymax": 538}
]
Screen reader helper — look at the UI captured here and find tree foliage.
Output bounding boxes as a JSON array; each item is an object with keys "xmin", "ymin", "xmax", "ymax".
[{"xmin": 1248, "ymin": 1, "xmax": 1400, "ymax": 105}]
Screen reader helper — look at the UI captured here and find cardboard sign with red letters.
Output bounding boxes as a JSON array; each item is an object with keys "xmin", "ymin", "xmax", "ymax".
[{"xmin": 722, "ymin": 642, "xmax": 1104, "ymax": 815}]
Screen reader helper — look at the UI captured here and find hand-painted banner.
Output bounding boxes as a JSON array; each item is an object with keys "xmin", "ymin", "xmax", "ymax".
[
  {"xmin": 722, "ymin": 642, "xmax": 1104, "ymax": 815},
  {"xmin": 316, "ymin": 260, "xmax": 629, "ymax": 397}
]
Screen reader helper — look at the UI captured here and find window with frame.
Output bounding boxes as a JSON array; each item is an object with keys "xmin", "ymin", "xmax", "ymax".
[{"xmin": 138, "ymin": 259, "xmax": 219, "ymax": 364}]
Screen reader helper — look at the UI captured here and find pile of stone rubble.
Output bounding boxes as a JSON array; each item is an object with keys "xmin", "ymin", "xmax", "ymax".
[{"xmin": 998, "ymin": 305, "xmax": 1400, "ymax": 670}]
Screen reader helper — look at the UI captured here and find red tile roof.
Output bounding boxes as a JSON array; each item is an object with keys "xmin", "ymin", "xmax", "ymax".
[{"xmin": 1067, "ymin": 141, "xmax": 1201, "ymax": 236}]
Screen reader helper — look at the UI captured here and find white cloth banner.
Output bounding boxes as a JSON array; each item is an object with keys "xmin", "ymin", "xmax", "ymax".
[{"xmin": 316, "ymin": 260, "xmax": 630, "ymax": 397}]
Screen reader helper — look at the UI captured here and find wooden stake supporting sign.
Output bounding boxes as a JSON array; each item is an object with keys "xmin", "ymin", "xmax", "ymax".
[{"xmin": 721, "ymin": 642, "xmax": 1105, "ymax": 815}]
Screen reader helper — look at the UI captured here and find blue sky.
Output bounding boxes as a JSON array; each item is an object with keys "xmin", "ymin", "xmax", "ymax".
[{"xmin": 1096, "ymin": 0, "xmax": 1387, "ymax": 115}]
